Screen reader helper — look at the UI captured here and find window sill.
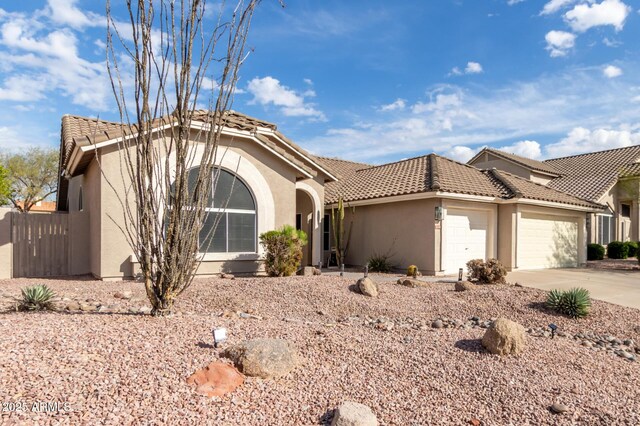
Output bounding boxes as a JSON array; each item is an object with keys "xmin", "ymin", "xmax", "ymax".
[{"xmin": 129, "ymin": 252, "xmax": 262, "ymax": 263}]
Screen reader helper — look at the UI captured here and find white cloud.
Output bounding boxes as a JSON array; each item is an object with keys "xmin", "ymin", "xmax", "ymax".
[
  {"xmin": 379, "ymin": 98, "xmax": 406, "ymax": 112},
  {"xmin": 246, "ymin": 76, "xmax": 325, "ymax": 120},
  {"xmin": 545, "ymin": 127, "xmax": 640, "ymax": 158},
  {"xmin": 445, "ymin": 146, "xmax": 478, "ymax": 163},
  {"xmin": 602, "ymin": 37, "xmax": 622, "ymax": 47},
  {"xmin": 498, "ymin": 140, "xmax": 542, "ymax": 159},
  {"xmin": 564, "ymin": 0, "xmax": 631, "ymax": 32},
  {"xmin": 541, "ymin": 0, "xmax": 577, "ymax": 15},
  {"xmin": 545, "ymin": 30, "xmax": 576, "ymax": 57},
  {"xmin": 450, "ymin": 62, "xmax": 483, "ymax": 76},
  {"xmin": 299, "ymin": 67, "xmax": 640, "ymax": 163},
  {"xmin": 45, "ymin": 0, "xmax": 103, "ymax": 29},
  {"xmin": 465, "ymin": 62, "xmax": 483, "ymax": 74},
  {"xmin": 507, "ymin": 0, "xmax": 525, "ymax": 5},
  {"xmin": 0, "ymin": 12, "xmax": 110, "ymax": 109},
  {"xmin": 603, "ymin": 65, "xmax": 623, "ymax": 78}
]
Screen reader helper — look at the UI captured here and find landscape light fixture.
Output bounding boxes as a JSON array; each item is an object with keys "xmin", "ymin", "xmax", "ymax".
[
  {"xmin": 548, "ymin": 323, "xmax": 557, "ymax": 339},
  {"xmin": 458, "ymin": 268, "xmax": 463, "ymax": 282},
  {"xmin": 364, "ymin": 265, "xmax": 368, "ymax": 278},
  {"xmin": 212, "ymin": 327, "xmax": 227, "ymax": 348}
]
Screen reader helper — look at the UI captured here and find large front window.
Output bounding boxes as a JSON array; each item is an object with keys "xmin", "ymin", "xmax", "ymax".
[{"xmin": 174, "ymin": 167, "xmax": 256, "ymax": 253}]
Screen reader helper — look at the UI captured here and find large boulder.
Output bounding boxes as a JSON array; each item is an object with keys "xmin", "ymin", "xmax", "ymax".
[
  {"xmin": 454, "ymin": 281, "xmax": 476, "ymax": 292},
  {"xmin": 331, "ymin": 401, "xmax": 378, "ymax": 426},
  {"xmin": 222, "ymin": 338, "xmax": 299, "ymax": 379},
  {"xmin": 482, "ymin": 317, "xmax": 526, "ymax": 355},
  {"xmin": 357, "ymin": 277, "xmax": 378, "ymax": 297},
  {"xmin": 186, "ymin": 362, "xmax": 244, "ymax": 397}
]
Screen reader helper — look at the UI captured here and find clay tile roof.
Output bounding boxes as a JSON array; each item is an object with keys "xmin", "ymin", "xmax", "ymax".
[
  {"xmin": 314, "ymin": 156, "xmax": 372, "ymax": 202},
  {"xmin": 324, "ymin": 153, "xmax": 603, "ymax": 209},
  {"xmin": 544, "ymin": 145, "xmax": 640, "ymax": 202},
  {"xmin": 472, "ymin": 147, "xmax": 562, "ymax": 176},
  {"xmin": 488, "ymin": 169, "xmax": 603, "ymax": 209},
  {"xmin": 324, "ymin": 154, "xmax": 509, "ymax": 204},
  {"xmin": 620, "ymin": 162, "xmax": 640, "ymax": 178}
]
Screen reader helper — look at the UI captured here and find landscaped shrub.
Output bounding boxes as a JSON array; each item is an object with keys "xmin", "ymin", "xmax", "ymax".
[
  {"xmin": 367, "ymin": 253, "xmax": 393, "ymax": 273},
  {"xmin": 466, "ymin": 258, "xmax": 507, "ymax": 284},
  {"xmin": 587, "ymin": 243, "xmax": 605, "ymax": 261},
  {"xmin": 624, "ymin": 241, "xmax": 638, "ymax": 258},
  {"xmin": 407, "ymin": 265, "xmax": 418, "ymax": 276},
  {"xmin": 546, "ymin": 287, "xmax": 591, "ymax": 319},
  {"xmin": 607, "ymin": 241, "xmax": 629, "ymax": 259},
  {"xmin": 259, "ymin": 225, "xmax": 308, "ymax": 277},
  {"xmin": 18, "ymin": 284, "xmax": 56, "ymax": 311}
]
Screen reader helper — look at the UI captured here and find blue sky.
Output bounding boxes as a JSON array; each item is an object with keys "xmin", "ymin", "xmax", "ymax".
[{"xmin": 1, "ymin": 0, "xmax": 639, "ymax": 164}]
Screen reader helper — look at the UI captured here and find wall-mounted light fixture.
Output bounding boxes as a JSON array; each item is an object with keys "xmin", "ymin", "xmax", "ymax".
[{"xmin": 435, "ymin": 206, "xmax": 444, "ymax": 221}]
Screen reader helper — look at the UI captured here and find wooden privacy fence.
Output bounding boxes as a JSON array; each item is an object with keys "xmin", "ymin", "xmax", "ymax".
[{"xmin": 12, "ymin": 212, "xmax": 69, "ymax": 278}]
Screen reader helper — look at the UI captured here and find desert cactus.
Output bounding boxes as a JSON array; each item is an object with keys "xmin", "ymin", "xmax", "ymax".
[{"xmin": 331, "ymin": 197, "xmax": 354, "ymax": 267}]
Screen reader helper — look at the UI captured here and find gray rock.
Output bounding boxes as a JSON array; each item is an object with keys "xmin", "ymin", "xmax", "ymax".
[
  {"xmin": 357, "ymin": 278, "xmax": 378, "ymax": 298},
  {"xmin": 431, "ymin": 320, "xmax": 444, "ymax": 329},
  {"xmin": 550, "ymin": 403, "xmax": 568, "ymax": 414},
  {"xmin": 139, "ymin": 306, "xmax": 152, "ymax": 315},
  {"xmin": 222, "ymin": 338, "xmax": 299, "ymax": 379},
  {"xmin": 331, "ymin": 401, "xmax": 378, "ymax": 426}
]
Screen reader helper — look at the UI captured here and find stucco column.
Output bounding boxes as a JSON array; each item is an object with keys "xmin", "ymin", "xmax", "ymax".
[{"xmin": 633, "ymin": 199, "xmax": 640, "ymax": 241}]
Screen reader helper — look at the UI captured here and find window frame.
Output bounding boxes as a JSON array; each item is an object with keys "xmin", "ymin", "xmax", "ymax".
[
  {"xmin": 172, "ymin": 166, "xmax": 258, "ymax": 256},
  {"xmin": 596, "ymin": 213, "xmax": 613, "ymax": 246}
]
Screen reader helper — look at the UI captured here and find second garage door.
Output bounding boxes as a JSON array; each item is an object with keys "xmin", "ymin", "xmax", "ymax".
[
  {"xmin": 444, "ymin": 209, "xmax": 488, "ymax": 274},
  {"xmin": 518, "ymin": 213, "xmax": 578, "ymax": 269}
]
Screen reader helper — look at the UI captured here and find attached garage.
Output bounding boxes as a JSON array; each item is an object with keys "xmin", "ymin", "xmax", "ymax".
[
  {"xmin": 444, "ymin": 208, "xmax": 490, "ymax": 274},
  {"xmin": 517, "ymin": 212, "xmax": 579, "ymax": 269}
]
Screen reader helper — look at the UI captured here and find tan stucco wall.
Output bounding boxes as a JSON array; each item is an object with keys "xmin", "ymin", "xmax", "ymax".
[
  {"xmin": 497, "ymin": 204, "xmax": 517, "ymax": 271},
  {"xmin": 0, "ymin": 208, "xmax": 12, "ymax": 279},
  {"xmin": 94, "ymin": 131, "xmax": 313, "ymax": 279},
  {"xmin": 339, "ymin": 198, "xmax": 439, "ymax": 274},
  {"xmin": 469, "ymin": 155, "xmax": 532, "ymax": 180}
]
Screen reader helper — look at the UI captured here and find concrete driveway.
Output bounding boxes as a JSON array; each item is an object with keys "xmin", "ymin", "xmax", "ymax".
[{"xmin": 509, "ymin": 268, "xmax": 640, "ymax": 310}]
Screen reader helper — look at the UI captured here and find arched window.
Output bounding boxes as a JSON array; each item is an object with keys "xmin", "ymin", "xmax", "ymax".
[{"xmin": 172, "ymin": 167, "xmax": 256, "ymax": 253}]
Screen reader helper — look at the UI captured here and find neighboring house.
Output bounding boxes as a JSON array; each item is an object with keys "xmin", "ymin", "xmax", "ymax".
[
  {"xmin": 56, "ymin": 111, "xmax": 336, "ymax": 280},
  {"xmin": 469, "ymin": 147, "xmax": 640, "ymax": 249},
  {"xmin": 15, "ymin": 200, "xmax": 57, "ymax": 212},
  {"xmin": 318, "ymin": 154, "xmax": 603, "ymax": 275}
]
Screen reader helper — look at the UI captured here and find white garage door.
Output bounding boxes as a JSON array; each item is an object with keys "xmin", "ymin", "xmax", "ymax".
[
  {"xmin": 444, "ymin": 209, "xmax": 488, "ymax": 274},
  {"xmin": 518, "ymin": 213, "xmax": 578, "ymax": 269}
]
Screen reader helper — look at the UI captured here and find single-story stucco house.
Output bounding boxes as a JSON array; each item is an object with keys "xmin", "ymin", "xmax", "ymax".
[
  {"xmin": 55, "ymin": 111, "xmax": 631, "ymax": 280},
  {"xmin": 468, "ymin": 147, "xmax": 640, "ymax": 249},
  {"xmin": 56, "ymin": 111, "xmax": 336, "ymax": 280}
]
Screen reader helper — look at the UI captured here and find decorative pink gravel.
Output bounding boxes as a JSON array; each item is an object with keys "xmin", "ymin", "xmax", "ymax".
[{"xmin": 1, "ymin": 276, "xmax": 639, "ymax": 425}]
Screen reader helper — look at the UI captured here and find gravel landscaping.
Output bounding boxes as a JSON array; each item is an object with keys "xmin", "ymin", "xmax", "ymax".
[{"xmin": 1, "ymin": 275, "xmax": 640, "ymax": 425}]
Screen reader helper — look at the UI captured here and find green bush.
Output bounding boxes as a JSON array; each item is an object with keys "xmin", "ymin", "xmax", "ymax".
[
  {"xmin": 466, "ymin": 258, "xmax": 507, "ymax": 284},
  {"xmin": 587, "ymin": 243, "xmax": 605, "ymax": 261},
  {"xmin": 259, "ymin": 225, "xmax": 308, "ymax": 277},
  {"xmin": 607, "ymin": 241, "xmax": 628, "ymax": 259},
  {"xmin": 546, "ymin": 287, "xmax": 591, "ymax": 319},
  {"xmin": 18, "ymin": 284, "xmax": 56, "ymax": 311},
  {"xmin": 624, "ymin": 241, "xmax": 638, "ymax": 258},
  {"xmin": 367, "ymin": 253, "xmax": 393, "ymax": 273}
]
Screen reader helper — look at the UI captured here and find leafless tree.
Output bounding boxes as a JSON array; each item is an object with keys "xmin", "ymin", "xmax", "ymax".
[{"xmin": 105, "ymin": 0, "xmax": 262, "ymax": 315}]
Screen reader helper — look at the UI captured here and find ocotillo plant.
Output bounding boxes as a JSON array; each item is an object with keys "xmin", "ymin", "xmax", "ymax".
[{"xmin": 331, "ymin": 197, "xmax": 354, "ymax": 266}]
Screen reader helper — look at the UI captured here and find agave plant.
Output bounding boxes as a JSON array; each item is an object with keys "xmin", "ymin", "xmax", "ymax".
[
  {"xmin": 18, "ymin": 284, "xmax": 56, "ymax": 311},
  {"xmin": 546, "ymin": 287, "xmax": 591, "ymax": 319},
  {"xmin": 545, "ymin": 289, "xmax": 564, "ymax": 311}
]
